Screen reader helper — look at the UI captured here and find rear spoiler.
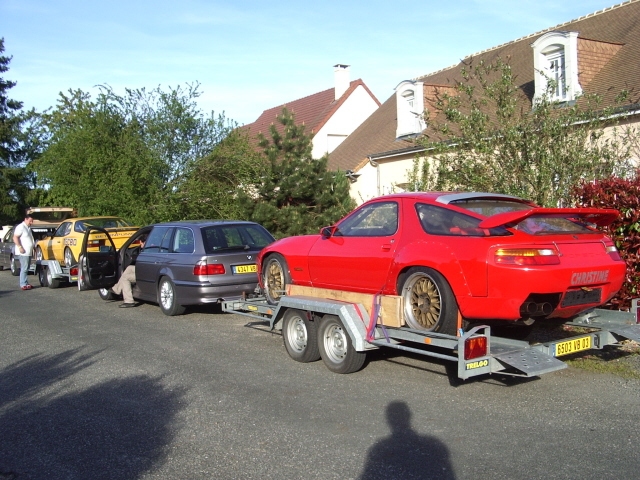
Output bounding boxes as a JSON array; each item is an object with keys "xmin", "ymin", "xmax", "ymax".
[{"xmin": 478, "ymin": 208, "xmax": 619, "ymax": 229}]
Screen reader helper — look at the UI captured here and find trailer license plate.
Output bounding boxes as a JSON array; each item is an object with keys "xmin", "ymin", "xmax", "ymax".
[
  {"xmin": 233, "ymin": 264, "xmax": 257, "ymax": 274},
  {"xmin": 555, "ymin": 336, "xmax": 592, "ymax": 357}
]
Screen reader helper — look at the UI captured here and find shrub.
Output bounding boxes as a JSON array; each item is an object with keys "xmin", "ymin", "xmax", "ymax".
[{"xmin": 573, "ymin": 170, "xmax": 640, "ymax": 311}]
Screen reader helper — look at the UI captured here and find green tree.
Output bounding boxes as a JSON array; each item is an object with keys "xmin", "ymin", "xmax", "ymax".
[
  {"xmin": 408, "ymin": 58, "xmax": 635, "ymax": 207},
  {"xmin": 31, "ymin": 84, "xmax": 236, "ymax": 225},
  {"xmin": 0, "ymin": 37, "xmax": 34, "ymax": 222},
  {"xmin": 241, "ymin": 108, "xmax": 355, "ymax": 238},
  {"xmin": 167, "ymin": 128, "xmax": 266, "ymax": 221}
]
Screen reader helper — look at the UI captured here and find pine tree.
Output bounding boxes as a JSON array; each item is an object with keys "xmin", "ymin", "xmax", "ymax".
[{"xmin": 241, "ymin": 108, "xmax": 355, "ymax": 238}]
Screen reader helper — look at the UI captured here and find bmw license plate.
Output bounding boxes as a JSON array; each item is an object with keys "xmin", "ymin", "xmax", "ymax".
[
  {"xmin": 561, "ymin": 288, "xmax": 601, "ymax": 307},
  {"xmin": 554, "ymin": 336, "xmax": 592, "ymax": 356},
  {"xmin": 233, "ymin": 264, "xmax": 257, "ymax": 274}
]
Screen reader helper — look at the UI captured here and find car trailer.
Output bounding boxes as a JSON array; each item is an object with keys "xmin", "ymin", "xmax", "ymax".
[
  {"xmin": 36, "ymin": 259, "xmax": 79, "ymax": 289},
  {"xmin": 223, "ymin": 286, "xmax": 640, "ymax": 380}
]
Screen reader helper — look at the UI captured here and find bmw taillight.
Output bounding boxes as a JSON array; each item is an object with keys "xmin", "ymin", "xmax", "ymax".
[
  {"xmin": 494, "ymin": 247, "xmax": 560, "ymax": 265},
  {"xmin": 464, "ymin": 335, "xmax": 487, "ymax": 360},
  {"xmin": 193, "ymin": 260, "xmax": 225, "ymax": 276}
]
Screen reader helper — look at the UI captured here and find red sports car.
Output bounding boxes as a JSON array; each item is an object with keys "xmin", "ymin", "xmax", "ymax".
[{"xmin": 257, "ymin": 192, "xmax": 626, "ymax": 336}]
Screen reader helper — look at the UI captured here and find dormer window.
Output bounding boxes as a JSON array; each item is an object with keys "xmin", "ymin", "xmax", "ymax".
[
  {"xmin": 395, "ymin": 80, "xmax": 425, "ymax": 138},
  {"xmin": 532, "ymin": 31, "xmax": 582, "ymax": 104}
]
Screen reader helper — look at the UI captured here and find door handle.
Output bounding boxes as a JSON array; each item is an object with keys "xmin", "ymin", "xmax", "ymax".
[{"xmin": 381, "ymin": 244, "xmax": 391, "ymax": 251}]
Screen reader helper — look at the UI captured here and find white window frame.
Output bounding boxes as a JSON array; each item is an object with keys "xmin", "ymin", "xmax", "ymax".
[
  {"xmin": 532, "ymin": 31, "xmax": 582, "ymax": 104},
  {"xmin": 395, "ymin": 80, "xmax": 426, "ymax": 138}
]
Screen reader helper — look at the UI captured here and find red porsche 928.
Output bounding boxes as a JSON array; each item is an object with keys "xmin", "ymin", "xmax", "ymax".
[{"xmin": 257, "ymin": 192, "xmax": 626, "ymax": 336}]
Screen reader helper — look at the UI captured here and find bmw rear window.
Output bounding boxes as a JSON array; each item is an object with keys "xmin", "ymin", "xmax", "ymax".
[{"xmin": 202, "ymin": 224, "xmax": 274, "ymax": 253}]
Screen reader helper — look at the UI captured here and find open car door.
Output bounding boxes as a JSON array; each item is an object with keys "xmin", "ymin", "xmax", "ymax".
[{"xmin": 80, "ymin": 225, "xmax": 119, "ymax": 289}]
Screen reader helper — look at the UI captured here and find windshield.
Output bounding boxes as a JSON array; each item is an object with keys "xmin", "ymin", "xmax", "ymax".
[
  {"xmin": 450, "ymin": 199, "xmax": 533, "ymax": 217},
  {"xmin": 74, "ymin": 217, "xmax": 133, "ymax": 233},
  {"xmin": 202, "ymin": 224, "xmax": 274, "ymax": 253}
]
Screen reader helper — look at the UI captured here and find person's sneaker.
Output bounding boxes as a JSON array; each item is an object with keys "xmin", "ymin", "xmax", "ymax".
[
  {"xmin": 119, "ymin": 303, "xmax": 137, "ymax": 308},
  {"xmin": 21, "ymin": 285, "xmax": 32, "ymax": 290}
]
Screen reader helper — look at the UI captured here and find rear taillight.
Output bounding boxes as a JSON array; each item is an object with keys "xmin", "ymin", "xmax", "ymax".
[
  {"xmin": 87, "ymin": 239, "xmax": 104, "ymax": 248},
  {"xmin": 464, "ymin": 335, "xmax": 487, "ymax": 360},
  {"xmin": 193, "ymin": 260, "xmax": 225, "ymax": 276},
  {"xmin": 605, "ymin": 244, "xmax": 622, "ymax": 261},
  {"xmin": 494, "ymin": 247, "xmax": 560, "ymax": 265},
  {"xmin": 70, "ymin": 267, "xmax": 78, "ymax": 276}
]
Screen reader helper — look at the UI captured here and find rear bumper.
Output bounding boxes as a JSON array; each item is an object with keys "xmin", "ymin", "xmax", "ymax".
[{"xmin": 174, "ymin": 280, "xmax": 259, "ymax": 305}]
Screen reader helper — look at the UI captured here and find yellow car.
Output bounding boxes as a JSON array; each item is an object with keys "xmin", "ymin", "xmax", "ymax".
[{"xmin": 35, "ymin": 216, "xmax": 138, "ymax": 267}]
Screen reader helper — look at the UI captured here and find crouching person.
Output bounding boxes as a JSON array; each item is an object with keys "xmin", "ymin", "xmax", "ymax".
[{"xmin": 112, "ymin": 235, "xmax": 146, "ymax": 308}]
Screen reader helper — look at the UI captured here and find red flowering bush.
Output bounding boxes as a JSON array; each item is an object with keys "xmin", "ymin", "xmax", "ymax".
[{"xmin": 573, "ymin": 170, "xmax": 640, "ymax": 311}]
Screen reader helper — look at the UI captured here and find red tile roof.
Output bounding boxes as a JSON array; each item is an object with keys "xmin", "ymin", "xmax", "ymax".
[{"xmin": 242, "ymin": 79, "xmax": 380, "ymax": 142}]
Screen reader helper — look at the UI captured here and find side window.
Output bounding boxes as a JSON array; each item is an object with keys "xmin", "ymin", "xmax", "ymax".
[
  {"xmin": 337, "ymin": 202, "xmax": 398, "ymax": 237},
  {"xmin": 416, "ymin": 203, "xmax": 510, "ymax": 237},
  {"xmin": 144, "ymin": 227, "xmax": 173, "ymax": 252},
  {"xmin": 55, "ymin": 222, "xmax": 71, "ymax": 237},
  {"xmin": 172, "ymin": 228, "xmax": 195, "ymax": 253}
]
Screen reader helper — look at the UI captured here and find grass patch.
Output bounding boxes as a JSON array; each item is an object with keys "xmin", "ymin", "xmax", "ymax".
[{"xmin": 565, "ymin": 345, "xmax": 640, "ymax": 379}]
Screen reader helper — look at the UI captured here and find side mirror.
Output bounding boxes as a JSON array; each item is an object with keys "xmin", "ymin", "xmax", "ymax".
[{"xmin": 320, "ymin": 226, "xmax": 338, "ymax": 238}]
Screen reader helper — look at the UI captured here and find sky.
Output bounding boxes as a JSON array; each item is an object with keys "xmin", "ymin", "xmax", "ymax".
[{"xmin": 0, "ymin": 0, "xmax": 628, "ymax": 126}]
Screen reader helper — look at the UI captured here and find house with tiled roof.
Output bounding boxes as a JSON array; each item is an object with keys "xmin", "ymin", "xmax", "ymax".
[
  {"xmin": 243, "ymin": 65, "xmax": 380, "ymax": 159},
  {"xmin": 329, "ymin": 0, "xmax": 640, "ymax": 204}
]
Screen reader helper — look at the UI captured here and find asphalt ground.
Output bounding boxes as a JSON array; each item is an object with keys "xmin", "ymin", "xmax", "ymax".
[{"xmin": 0, "ymin": 270, "xmax": 639, "ymax": 480}]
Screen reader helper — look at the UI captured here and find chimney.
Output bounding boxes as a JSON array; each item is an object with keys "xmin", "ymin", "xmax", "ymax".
[{"xmin": 334, "ymin": 64, "xmax": 350, "ymax": 100}]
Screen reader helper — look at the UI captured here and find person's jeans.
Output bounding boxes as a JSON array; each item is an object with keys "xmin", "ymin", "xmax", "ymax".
[{"xmin": 18, "ymin": 255, "xmax": 32, "ymax": 287}]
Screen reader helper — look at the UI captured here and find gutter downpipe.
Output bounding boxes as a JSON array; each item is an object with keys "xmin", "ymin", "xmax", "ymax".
[{"xmin": 368, "ymin": 156, "xmax": 380, "ymax": 197}]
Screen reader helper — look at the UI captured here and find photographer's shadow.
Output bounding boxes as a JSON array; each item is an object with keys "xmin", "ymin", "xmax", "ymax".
[{"xmin": 359, "ymin": 401, "xmax": 456, "ymax": 480}]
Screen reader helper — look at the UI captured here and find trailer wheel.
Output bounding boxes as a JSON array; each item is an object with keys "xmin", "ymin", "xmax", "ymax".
[
  {"xmin": 398, "ymin": 267, "xmax": 458, "ymax": 336},
  {"xmin": 282, "ymin": 309, "xmax": 320, "ymax": 363},
  {"xmin": 98, "ymin": 287, "xmax": 116, "ymax": 301},
  {"xmin": 158, "ymin": 277, "xmax": 185, "ymax": 316},
  {"xmin": 263, "ymin": 253, "xmax": 291, "ymax": 305},
  {"xmin": 10, "ymin": 256, "xmax": 20, "ymax": 276},
  {"xmin": 317, "ymin": 315, "xmax": 366, "ymax": 374},
  {"xmin": 46, "ymin": 266, "xmax": 61, "ymax": 289},
  {"xmin": 39, "ymin": 265, "xmax": 49, "ymax": 287}
]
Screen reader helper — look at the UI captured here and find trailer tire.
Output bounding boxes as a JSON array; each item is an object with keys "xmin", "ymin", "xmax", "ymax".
[
  {"xmin": 398, "ymin": 267, "xmax": 458, "ymax": 336},
  {"xmin": 317, "ymin": 314, "xmax": 366, "ymax": 374},
  {"xmin": 98, "ymin": 287, "xmax": 116, "ymax": 301},
  {"xmin": 158, "ymin": 277, "xmax": 185, "ymax": 316},
  {"xmin": 39, "ymin": 265, "xmax": 49, "ymax": 287},
  {"xmin": 262, "ymin": 253, "xmax": 291, "ymax": 305},
  {"xmin": 46, "ymin": 266, "xmax": 61, "ymax": 289},
  {"xmin": 282, "ymin": 309, "xmax": 320, "ymax": 363},
  {"xmin": 10, "ymin": 256, "xmax": 19, "ymax": 276}
]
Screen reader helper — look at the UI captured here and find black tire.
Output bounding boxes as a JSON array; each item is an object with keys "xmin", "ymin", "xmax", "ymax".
[
  {"xmin": 262, "ymin": 253, "xmax": 291, "ymax": 305},
  {"xmin": 398, "ymin": 267, "xmax": 459, "ymax": 336},
  {"xmin": 10, "ymin": 256, "xmax": 19, "ymax": 276},
  {"xmin": 46, "ymin": 266, "xmax": 61, "ymax": 289},
  {"xmin": 64, "ymin": 247, "xmax": 76, "ymax": 267},
  {"xmin": 38, "ymin": 265, "xmax": 49, "ymax": 287},
  {"xmin": 282, "ymin": 309, "xmax": 320, "ymax": 363},
  {"xmin": 317, "ymin": 314, "xmax": 366, "ymax": 374},
  {"xmin": 98, "ymin": 287, "xmax": 116, "ymax": 301},
  {"xmin": 158, "ymin": 277, "xmax": 185, "ymax": 316}
]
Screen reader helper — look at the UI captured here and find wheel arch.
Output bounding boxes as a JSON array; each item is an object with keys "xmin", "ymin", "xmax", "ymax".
[{"xmin": 392, "ymin": 240, "xmax": 473, "ymax": 301}]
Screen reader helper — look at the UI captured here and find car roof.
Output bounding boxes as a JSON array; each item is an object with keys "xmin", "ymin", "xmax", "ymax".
[
  {"xmin": 364, "ymin": 191, "xmax": 534, "ymax": 205},
  {"xmin": 150, "ymin": 220, "xmax": 262, "ymax": 228}
]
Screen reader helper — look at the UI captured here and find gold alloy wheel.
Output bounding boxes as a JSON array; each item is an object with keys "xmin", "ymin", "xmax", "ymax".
[{"xmin": 402, "ymin": 272, "xmax": 442, "ymax": 330}]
